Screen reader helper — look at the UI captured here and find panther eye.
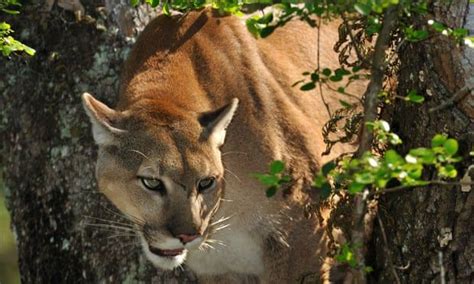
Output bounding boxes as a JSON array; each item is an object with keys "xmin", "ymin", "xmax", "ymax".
[
  {"xmin": 197, "ymin": 177, "xmax": 216, "ymax": 192},
  {"xmin": 140, "ymin": 178, "xmax": 165, "ymax": 192}
]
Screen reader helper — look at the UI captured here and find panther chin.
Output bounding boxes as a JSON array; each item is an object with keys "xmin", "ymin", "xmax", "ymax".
[{"xmin": 141, "ymin": 239, "xmax": 188, "ymax": 270}]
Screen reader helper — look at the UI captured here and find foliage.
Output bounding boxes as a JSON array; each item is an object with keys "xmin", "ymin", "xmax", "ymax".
[
  {"xmin": 0, "ymin": 0, "xmax": 35, "ymax": 56},
  {"xmin": 314, "ymin": 132, "xmax": 461, "ymax": 198},
  {"xmin": 253, "ymin": 160, "xmax": 290, "ymax": 197},
  {"xmin": 335, "ymin": 243, "xmax": 373, "ymax": 272},
  {"xmin": 294, "ymin": 65, "xmax": 368, "ymax": 108},
  {"xmin": 0, "ymin": 22, "xmax": 35, "ymax": 56}
]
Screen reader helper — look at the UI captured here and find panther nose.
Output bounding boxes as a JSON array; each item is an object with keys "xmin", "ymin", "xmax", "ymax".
[{"xmin": 177, "ymin": 233, "xmax": 200, "ymax": 244}]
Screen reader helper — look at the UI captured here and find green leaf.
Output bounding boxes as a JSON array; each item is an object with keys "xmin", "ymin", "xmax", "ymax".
[
  {"xmin": 254, "ymin": 174, "xmax": 279, "ymax": 186},
  {"xmin": 354, "ymin": 3, "xmax": 371, "ymax": 15},
  {"xmin": 23, "ymin": 46, "xmax": 35, "ymax": 56},
  {"xmin": 1, "ymin": 8, "xmax": 20, "ymax": 15},
  {"xmin": 355, "ymin": 172, "xmax": 375, "ymax": 184},
  {"xmin": 0, "ymin": 22, "xmax": 11, "ymax": 30},
  {"xmin": 406, "ymin": 28, "xmax": 429, "ymax": 42},
  {"xmin": 310, "ymin": 73, "xmax": 320, "ymax": 82},
  {"xmin": 270, "ymin": 160, "xmax": 285, "ymax": 174},
  {"xmin": 193, "ymin": 0, "xmax": 206, "ymax": 7},
  {"xmin": 443, "ymin": 139, "xmax": 459, "ymax": 156},
  {"xmin": 162, "ymin": 1, "xmax": 170, "ymax": 15},
  {"xmin": 279, "ymin": 175, "xmax": 291, "ymax": 183},
  {"xmin": 320, "ymin": 182, "xmax": 332, "ymax": 199},
  {"xmin": 322, "ymin": 68, "xmax": 332, "ymax": 76},
  {"xmin": 348, "ymin": 182, "xmax": 365, "ymax": 194},
  {"xmin": 384, "ymin": 150, "xmax": 404, "ymax": 165},
  {"xmin": 259, "ymin": 12, "xmax": 273, "ymax": 25},
  {"xmin": 329, "ymin": 75, "xmax": 343, "ymax": 82},
  {"xmin": 322, "ymin": 161, "xmax": 336, "ymax": 176},
  {"xmin": 300, "ymin": 82, "xmax": 316, "ymax": 91},
  {"xmin": 406, "ymin": 90, "xmax": 425, "ymax": 103},
  {"xmin": 339, "ymin": 99, "xmax": 352, "ymax": 109},
  {"xmin": 439, "ymin": 165, "xmax": 457, "ymax": 178},
  {"xmin": 374, "ymin": 177, "xmax": 389, "ymax": 188},
  {"xmin": 431, "ymin": 22, "xmax": 445, "ymax": 32},
  {"xmin": 245, "ymin": 18, "xmax": 260, "ymax": 37},
  {"xmin": 388, "ymin": 133, "xmax": 402, "ymax": 145},
  {"xmin": 409, "ymin": 148, "xmax": 436, "ymax": 164},
  {"xmin": 431, "ymin": 134, "xmax": 448, "ymax": 147},
  {"xmin": 335, "ymin": 68, "xmax": 351, "ymax": 76},
  {"xmin": 266, "ymin": 186, "xmax": 277, "ymax": 197},
  {"xmin": 452, "ymin": 28, "xmax": 468, "ymax": 38},
  {"xmin": 130, "ymin": 0, "xmax": 139, "ymax": 7},
  {"xmin": 150, "ymin": 0, "xmax": 159, "ymax": 8},
  {"xmin": 313, "ymin": 174, "xmax": 326, "ymax": 188},
  {"xmin": 260, "ymin": 26, "xmax": 275, "ymax": 38}
]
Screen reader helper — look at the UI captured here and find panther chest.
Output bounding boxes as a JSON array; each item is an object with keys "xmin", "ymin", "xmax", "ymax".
[{"xmin": 186, "ymin": 229, "xmax": 264, "ymax": 275}]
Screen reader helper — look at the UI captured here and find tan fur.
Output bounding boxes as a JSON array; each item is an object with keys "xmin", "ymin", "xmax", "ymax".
[{"xmin": 83, "ymin": 8, "xmax": 362, "ymax": 283}]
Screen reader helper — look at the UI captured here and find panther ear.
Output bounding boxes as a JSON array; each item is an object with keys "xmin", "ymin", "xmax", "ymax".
[
  {"xmin": 82, "ymin": 92, "xmax": 126, "ymax": 146},
  {"xmin": 199, "ymin": 98, "xmax": 239, "ymax": 147}
]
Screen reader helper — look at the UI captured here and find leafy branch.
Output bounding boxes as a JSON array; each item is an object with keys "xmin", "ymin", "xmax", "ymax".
[{"xmin": 0, "ymin": 0, "xmax": 35, "ymax": 57}]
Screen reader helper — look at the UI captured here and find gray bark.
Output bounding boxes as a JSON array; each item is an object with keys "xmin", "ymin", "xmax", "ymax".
[{"xmin": 372, "ymin": 1, "xmax": 474, "ymax": 283}]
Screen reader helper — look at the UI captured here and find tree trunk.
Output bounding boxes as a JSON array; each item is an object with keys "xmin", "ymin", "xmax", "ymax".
[
  {"xmin": 0, "ymin": 1, "xmax": 194, "ymax": 282},
  {"xmin": 372, "ymin": 1, "xmax": 474, "ymax": 283}
]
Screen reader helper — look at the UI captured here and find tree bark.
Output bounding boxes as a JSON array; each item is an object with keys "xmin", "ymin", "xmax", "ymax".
[
  {"xmin": 0, "ymin": 1, "xmax": 194, "ymax": 282},
  {"xmin": 372, "ymin": 1, "xmax": 474, "ymax": 283}
]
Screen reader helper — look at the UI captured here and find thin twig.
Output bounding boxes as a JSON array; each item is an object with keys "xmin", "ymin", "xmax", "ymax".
[
  {"xmin": 317, "ymin": 16, "xmax": 332, "ymax": 118},
  {"xmin": 356, "ymin": 7, "xmax": 399, "ymax": 158},
  {"xmin": 428, "ymin": 85, "xmax": 471, "ymax": 113},
  {"xmin": 340, "ymin": 12, "xmax": 370, "ymax": 67},
  {"xmin": 347, "ymin": 6, "xmax": 399, "ymax": 284},
  {"xmin": 371, "ymin": 180, "xmax": 474, "ymax": 197},
  {"xmin": 326, "ymin": 84, "xmax": 364, "ymax": 102},
  {"xmin": 377, "ymin": 214, "xmax": 402, "ymax": 284}
]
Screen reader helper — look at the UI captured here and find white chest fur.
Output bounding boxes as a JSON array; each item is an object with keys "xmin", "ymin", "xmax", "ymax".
[{"xmin": 186, "ymin": 229, "xmax": 264, "ymax": 276}]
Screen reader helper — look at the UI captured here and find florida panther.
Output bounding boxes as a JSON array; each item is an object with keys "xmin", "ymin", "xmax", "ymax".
[{"xmin": 83, "ymin": 7, "xmax": 359, "ymax": 283}]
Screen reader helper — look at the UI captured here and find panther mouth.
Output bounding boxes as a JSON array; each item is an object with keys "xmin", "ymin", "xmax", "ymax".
[{"xmin": 149, "ymin": 246, "xmax": 185, "ymax": 257}]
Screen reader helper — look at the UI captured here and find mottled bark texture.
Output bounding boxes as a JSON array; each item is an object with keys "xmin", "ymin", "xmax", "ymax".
[
  {"xmin": 372, "ymin": 1, "xmax": 474, "ymax": 283},
  {"xmin": 0, "ymin": 1, "xmax": 194, "ymax": 282}
]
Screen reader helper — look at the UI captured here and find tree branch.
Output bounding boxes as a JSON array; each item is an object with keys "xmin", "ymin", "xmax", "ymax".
[
  {"xmin": 370, "ymin": 180, "xmax": 474, "ymax": 197},
  {"xmin": 347, "ymin": 6, "xmax": 399, "ymax": 283},
  {"xmin": 428, "ymin": 85, "xmax": 471, "ymax": 113},
  {"xmin": 356, "ymin": 6, "xmax": 399, "ymax": 157}
]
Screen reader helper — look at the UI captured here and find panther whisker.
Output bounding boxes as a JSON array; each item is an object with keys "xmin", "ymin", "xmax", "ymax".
[
  {"xmin": 84, "ymin": 223, "xmax": 137, "ymax": 233},
  {"xmin": 119, "ymin": 241, "xmax": 141, "ymax": 250},
  {"xmin": 207, "ymin": 239, "xmax": 227, "ymax": 248},
  {"xmin": 106, "ymin": 233, "xmax": 138, "ymax": 240},
  {"xmin": 128, "ymin": 149, "xmax": 152, "ymax": 162},
  {"xmin": 210, "ymin": 214, "xmax": 235, "ymax": 226},
  {"xmin": 213, "ymin": 223, "xmax": 231, "ymax": 232},
  {"xmin": 84, "ymin": 215, "xmax": 136, "ymax": 229},
  {"xmin": 222, "ymin": 151, "xmax": 248, "ymax": 157},
  {"xmin": 201, "ymin": 242, "xmax": 216, "ymax": 250},
  {"xmin": 224, "ymin": 168, "xmax": 241, "ymax": 183},
  {"xmin": 219, "ymin": 198, "xmax": 234, "ymax": 203},
  {"xmin": 99, "ymin": 204, "xmax": 145, "ymax": 227}
]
